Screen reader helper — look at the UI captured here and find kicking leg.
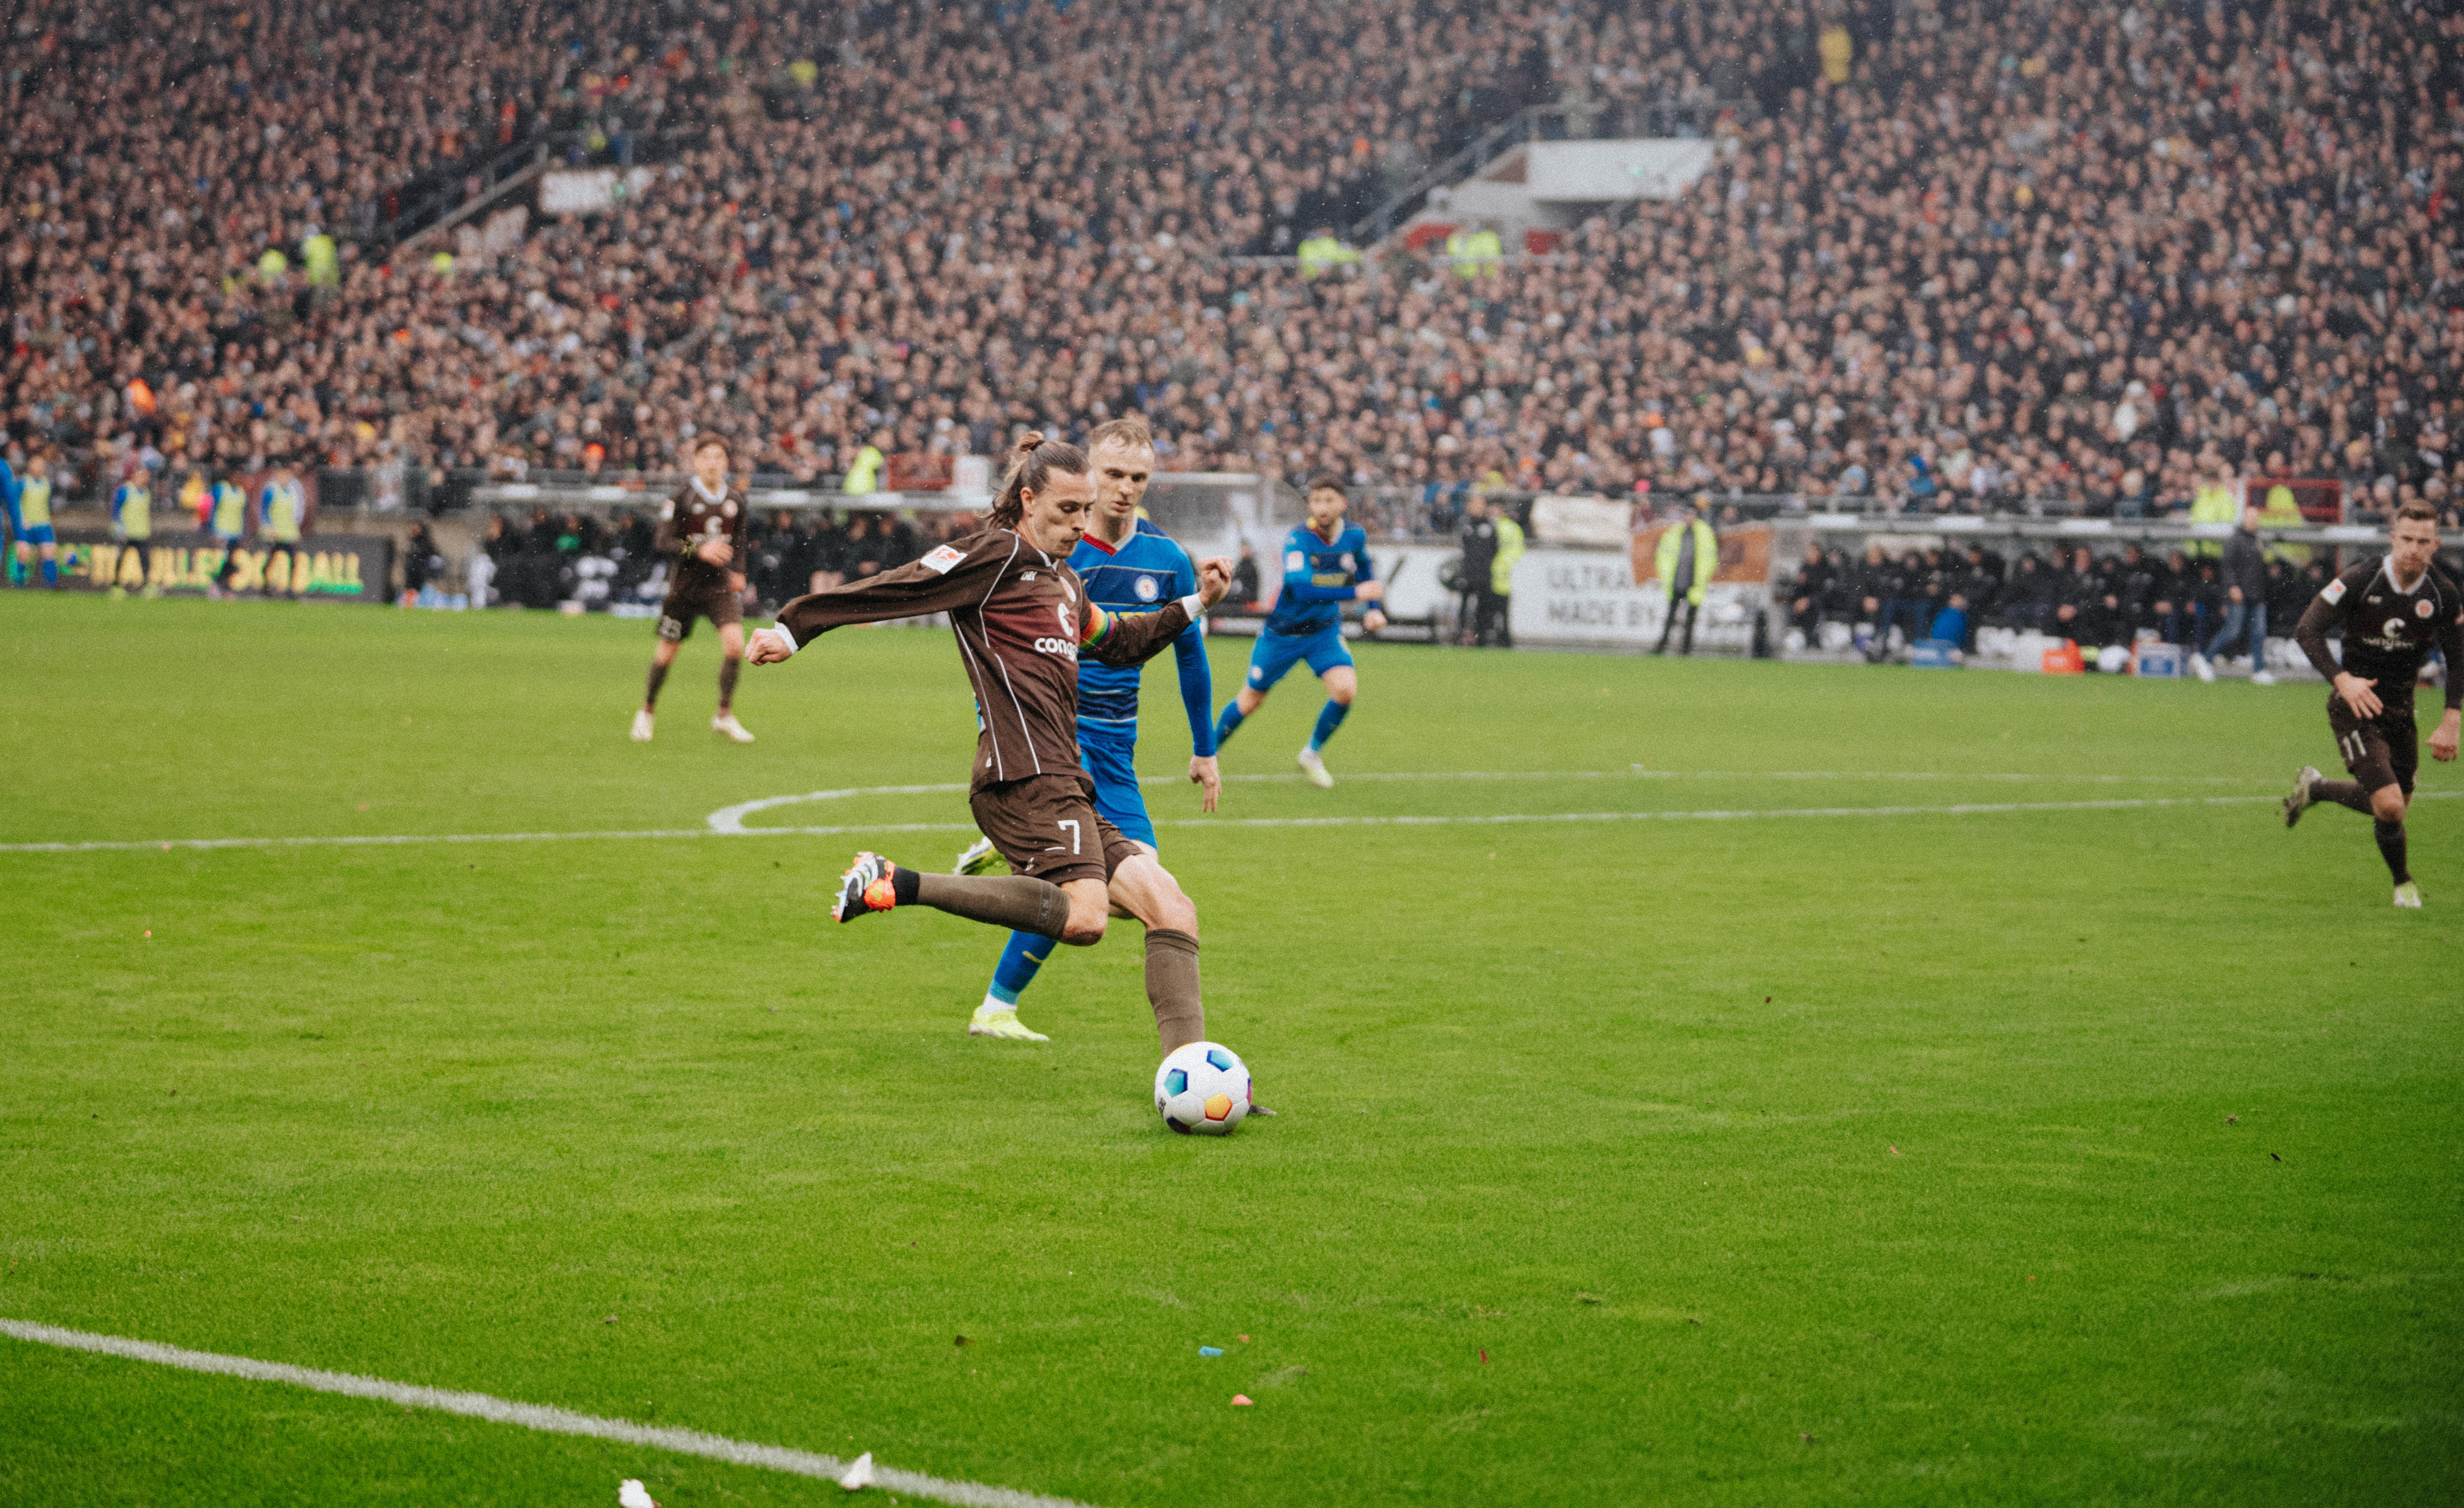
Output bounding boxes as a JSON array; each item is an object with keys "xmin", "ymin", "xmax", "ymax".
[{"xmin": 833, "ymin": 851, "xmax": 1098, "ymax": 940}]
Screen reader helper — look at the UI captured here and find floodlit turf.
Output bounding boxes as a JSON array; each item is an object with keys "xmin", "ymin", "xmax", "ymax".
[{"xmin": 3, "ymin": 590, "xmax": 2458, "ymax": 1507}]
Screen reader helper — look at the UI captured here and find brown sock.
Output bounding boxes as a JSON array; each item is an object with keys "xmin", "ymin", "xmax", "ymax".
[
  {"xmin": 643, "ymin": 659, "xmax": 670, "ymax": 709},
  {"xmin": 913, "ymin": 871, "xmax": 1069, "ymax": 938},
  {"xmin": 718, "ymin": 655, "xmax": 741, "ymax": 710},
  {"xmin": 2374, "ymin": 818, "xmax": 2411, "ymax": 884},
  {"xmin": 2311, "ymin": 777, "xmax": 2373, "ymax": 814},
  {"xmin": 1145, "ymin": 928, "xmax": 1205, "ymax": 1053}
]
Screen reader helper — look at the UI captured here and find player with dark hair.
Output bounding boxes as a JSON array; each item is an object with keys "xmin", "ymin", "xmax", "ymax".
[
  {"xmin": 2281, "ymin": 501, "xmax": 2462, "ymax": 907},
  {"xmin": 1212, "ymin": 474, "xmax": 1383, "ymax": 788},
  {"xmin": 746, "ymin": 433, "xmax": 1236, "ymax": 1056},
  {"xmin": 950, "ymin": 415, "xmax": 1221, "ymax": 1041},
  {"xmin": 634, "ymin": 434, "xmax": 755, "ymax": 743}
]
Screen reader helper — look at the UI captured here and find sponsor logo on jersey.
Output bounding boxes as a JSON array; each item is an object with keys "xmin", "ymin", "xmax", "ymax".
[
  {"xmin": 1134, "ymin": 573, "xmax": 1159, "ymax": 601},
  {"xmin": 2385, "ymin": 617, "xmax": 2408, "ymax": 639},
  {"xmin": 920, "ymin": 544, "xmax": 966, "ymax": 574},
  {"xmin": 1033, "ymin": 636, "xmax": 1079, "ymax": 658}
]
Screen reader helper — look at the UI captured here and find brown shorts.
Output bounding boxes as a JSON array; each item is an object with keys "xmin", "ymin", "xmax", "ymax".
[
  {"xmin": 658, "ymin": 575, "xmax": 742, "ymax": 642},
  {"xmin": 2327, "ymin": 695, "xmax": 2417, "ymax": 796},
  {"xmin": 970, "ymin": 771, "xmax": 1143, "ymax": 887}
]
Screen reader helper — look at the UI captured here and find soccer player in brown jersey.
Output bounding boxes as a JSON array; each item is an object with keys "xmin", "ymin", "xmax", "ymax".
[
  {"xmin": 746, "ymin": 434, "xmax": 1236, "ymax": 1055},
  {"xmin": 2281, "ymin": 501, "xmax": 2463, "ymax": 907},
  {"xmin": 634, "ymin": 435, "xmax": 756, "ymax": 744}
]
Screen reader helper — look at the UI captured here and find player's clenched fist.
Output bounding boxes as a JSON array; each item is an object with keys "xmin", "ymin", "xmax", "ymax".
[
  {"xmin": 1195, "ymin": 557, "xmax": 1235, "ymax": 608},
  {"xmin": 745, "ymin": 626, "xmax": 795, "ymax": 664}
]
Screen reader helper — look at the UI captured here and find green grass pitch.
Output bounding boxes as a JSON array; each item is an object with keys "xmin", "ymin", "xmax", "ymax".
[{"xmin": 2, "ymin": 591, "xmax": 2457, "ymax": 1506}]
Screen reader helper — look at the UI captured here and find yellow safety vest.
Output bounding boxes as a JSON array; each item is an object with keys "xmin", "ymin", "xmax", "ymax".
[
  {"xmin": 211, "ymin": 482, "xmax": 249, "ymax": 538},
  {"xmin": 262, "ymin": 479, "xmax": 305, "ymax": 542},
  {"xmin": 116, "ymin": 484, "xmax": 154, "ymax": 541},
  {"xmin": 20, "ymin": 477, "xmax": 51, "ymax": 527},
  {"xmin": 843, "ymin": 445, "xmax": 884, "ymax": 495}
]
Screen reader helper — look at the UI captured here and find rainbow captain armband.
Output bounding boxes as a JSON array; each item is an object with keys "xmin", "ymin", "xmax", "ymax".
[{"xmin": 1079, "ymin": 596, "xmax": 1206, "ymax": 650}]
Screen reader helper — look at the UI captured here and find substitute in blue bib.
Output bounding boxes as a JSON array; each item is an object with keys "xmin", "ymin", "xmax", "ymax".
[
  {"xmin": 3, "ymin": 447, "xmax": 62, "ymax": 588},
  {"xmin": 1214, "ymin": 474, "xmax": 1384, "ymax": 787},
  {"xmin": 966, "ymin": 417, "xmax": 1221, "ymax": 1042}
]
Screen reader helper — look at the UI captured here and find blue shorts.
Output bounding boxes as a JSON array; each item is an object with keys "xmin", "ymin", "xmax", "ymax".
[
  {"xmin": 17, "ymin": 525, "xmax": 53, "ymax": 546},
  {"xmin": 1245, "ymin": 623, "xmax": 1353, "ymax": 693},
  {"xmin": 1077, "ymin": 718, "xmax": 1155, "ymax": 849}
]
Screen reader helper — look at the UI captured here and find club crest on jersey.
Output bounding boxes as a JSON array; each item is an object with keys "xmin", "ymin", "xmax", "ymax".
[
  {"xmin": 919, "ymin": 544, "xmax": 966, "ymax": 575},
  {"xmin": 1134, "ymin": 573, "xmax": 1159, "ymax": 601},
  {"xmin": 2418, "ymin": 599, "xmax": 2436, "ymax": 618}
]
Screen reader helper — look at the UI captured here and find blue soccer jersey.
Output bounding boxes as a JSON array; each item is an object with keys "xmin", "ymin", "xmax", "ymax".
[
  {"xmin": 1071, "ymin": 517, "xmax": 1216, "ymax": 756},
  {"xmin": 1262, "ymin": 521, "xmax": 1374, "ymax": 637}
]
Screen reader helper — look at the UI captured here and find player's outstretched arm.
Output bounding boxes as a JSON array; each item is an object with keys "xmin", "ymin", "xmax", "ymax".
[{"xmin": 750, "ymin": 543, "xmax": 1007, "ymax": 665}]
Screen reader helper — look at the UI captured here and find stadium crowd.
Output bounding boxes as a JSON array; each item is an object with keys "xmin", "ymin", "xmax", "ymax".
[{"xmin": 3, "ymin": 0, "xmax": 2462, "ymax": 538}]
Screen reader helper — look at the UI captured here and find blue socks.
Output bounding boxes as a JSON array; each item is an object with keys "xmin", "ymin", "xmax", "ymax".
[
  {"xmin": 40, "ymin": 557, "xmax": 57, "ymax": 586},
  {"xmin": 987, "ymin": 929, "xmax": 1050, "ymax": 1007},
  {"xmin": 1310, "ymin": 698, "xmax": 1350, "ymax": 751},
  {"xmin": 1219, "ymin": 698, "xmax": 1351, "ymax": 750}
]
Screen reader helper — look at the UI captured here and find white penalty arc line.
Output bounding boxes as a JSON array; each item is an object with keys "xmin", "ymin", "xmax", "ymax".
[
  {"xmin": 6, "ymin": 790, "xmax": 2448, "ymax": 857},
  {"xmin": 0, "ymin": 1318, "xmax": 1104, "ymax": 1508}
]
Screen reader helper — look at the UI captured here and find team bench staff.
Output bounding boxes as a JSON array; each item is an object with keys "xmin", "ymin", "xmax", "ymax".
[{"xmin": 746, "ymin": 435, "xmax": 1235, "ymax": 1053}]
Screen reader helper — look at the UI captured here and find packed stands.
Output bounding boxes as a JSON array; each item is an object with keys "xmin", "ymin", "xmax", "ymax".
[{"xmin": 3, "ymin": 0, "xmax": 2460, "ymax": 535}]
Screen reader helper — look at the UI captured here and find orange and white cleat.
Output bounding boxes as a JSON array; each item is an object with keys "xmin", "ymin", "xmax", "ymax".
[{"xmin": 833, "ymin": 851, "xmax": 900, "ymax": 922}]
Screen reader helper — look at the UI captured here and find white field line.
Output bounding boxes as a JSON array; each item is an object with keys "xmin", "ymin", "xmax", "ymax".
[
  {"xmin": 0, "ymin": 1317, "xmax": 1103, "ymax": 1508},
  {"xmin": 5, "ymin": 778, "xmax": 2445, "ymax": 857}
]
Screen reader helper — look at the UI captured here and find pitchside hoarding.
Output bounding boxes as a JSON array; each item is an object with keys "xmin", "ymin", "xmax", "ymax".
[{"xmin": 48, "ymin": 530, "xmax": 395, "ymax": 602}]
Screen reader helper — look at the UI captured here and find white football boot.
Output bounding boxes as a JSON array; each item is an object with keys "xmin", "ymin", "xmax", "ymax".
[
  {"xmin": 1297, "ymin": 747, "xmax": 1334, "ymax": 788},
  {"xmin": 630, "ymin": 709, "xmax": 655, "ymax": 741},
  {"xmin": 2190, "ymin": 652, "xmax": 2216, "ymax": 683},
  {"xmin": 2393, "ymin": 881, "xmax": 2423, "ymax": 909},
  {"xmin": 713, "ymin": 712, "xmax": 755, "ymax": 743}
]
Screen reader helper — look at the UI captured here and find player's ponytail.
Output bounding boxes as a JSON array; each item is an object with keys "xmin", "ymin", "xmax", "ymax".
[{"xmin": 990, "ymin": 430, "xmax": 1089, "ymax": 529}]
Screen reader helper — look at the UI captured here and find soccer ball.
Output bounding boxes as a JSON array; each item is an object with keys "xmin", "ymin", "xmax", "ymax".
[{"xmin": 1154, "ymin": 1041, "xmax": 1251, "ymax": 1136}]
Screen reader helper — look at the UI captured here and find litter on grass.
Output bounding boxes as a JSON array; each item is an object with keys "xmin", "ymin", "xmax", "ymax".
[
  {"xmin": 618, "ymin": 1481, "xmax": 657, "ymax": 1508},
  {"xmin": 837, "ymin": 1451, "xmax": 875, "ymax": 1490},
  {"xmin": 1199, "ymin": 1346, "xmax": 1224, "ymax": 1356},
  {"xmin": 1230, "ymin": 1395, "xmax": 1253, "ymax": 1406}
]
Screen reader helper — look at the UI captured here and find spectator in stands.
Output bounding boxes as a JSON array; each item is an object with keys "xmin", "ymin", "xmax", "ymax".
[{"xmin": 1785, "ymin": 543, "xmax": 1831, "ymax": 640}]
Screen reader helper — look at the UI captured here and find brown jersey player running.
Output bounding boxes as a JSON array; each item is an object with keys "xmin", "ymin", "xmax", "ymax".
[
  {"xmin": 746, "ymin": 434, "xmax": 1236, "ymax": 1055},
  {"xmin": 633, "ymin": 434, "xmax": 756, "ymax": 744},
  {"xmin": 2281, "ymin": 500, "xmax": 2463, "ymax": 907}
]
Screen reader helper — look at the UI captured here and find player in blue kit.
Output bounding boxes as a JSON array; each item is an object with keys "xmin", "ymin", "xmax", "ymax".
[
  {"xmin": 953, "ymin": 417, "xmax": 1223, "ymax": 1041},
  {"xmin": 1213, "ymin": 476, "xmax": 1385, "ymax": 787}
]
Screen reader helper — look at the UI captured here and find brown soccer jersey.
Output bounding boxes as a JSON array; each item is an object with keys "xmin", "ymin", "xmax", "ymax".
[
  {"xmin": 657, "ymin": 479, "xmax": 750, "ymax": 599},
  {"xmin": 774, "ymin": 527, "xmax": 1198, "ymax": 791}
]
